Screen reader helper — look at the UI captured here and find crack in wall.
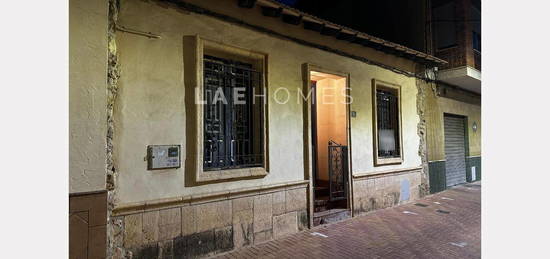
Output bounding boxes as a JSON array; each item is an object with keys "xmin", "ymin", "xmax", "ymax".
[
  {"xmin": 106, "ymin": 0, "xmax": 128, "ymax": 258},
  {"xmin": 415, "ymin": 65, "xmax": 433, "ymax": 197},
  {"xmin": 106, "ymin": 0, "xmax": 120, "ymax": 193}
]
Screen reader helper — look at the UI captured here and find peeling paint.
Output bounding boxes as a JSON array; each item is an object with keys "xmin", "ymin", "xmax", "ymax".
[
  {"xmin": 106, "ymin": 0, "xmax": 120, "ymax": 192},
  {"xmin": 415, "ymin": 65, "xmax": 434, "ymax": 197},
  {"xmin": 106, "ymin": 0, "xmax": 123, "ymax": 258}
]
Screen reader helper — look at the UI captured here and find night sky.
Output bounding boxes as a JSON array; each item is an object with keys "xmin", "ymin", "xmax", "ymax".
[
  {"xmin": 273, "ymin": 0, "xmax": 426, "ymax": 51},
  {"xmin": 275, "ymin": 0, "xmax": 298, "ymax": 6}
]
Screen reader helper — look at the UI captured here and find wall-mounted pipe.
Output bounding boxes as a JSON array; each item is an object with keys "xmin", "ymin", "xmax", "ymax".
[{"xmin": 115, "ymin": 24, "xmax": 161, "ymax": 39}]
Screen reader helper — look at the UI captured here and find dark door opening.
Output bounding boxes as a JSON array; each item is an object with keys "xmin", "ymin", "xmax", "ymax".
[{"xmin": 310, "ymin": 70, "xmax": 350, "ymax": 226}]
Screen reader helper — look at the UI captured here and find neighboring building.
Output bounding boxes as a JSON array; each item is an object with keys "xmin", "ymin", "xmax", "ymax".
[
  {"xmin": 430, "ymin": 0, "xmax": 481, "ymax": 91},
  {"xmin": 69, "ymin": 0, "xmax": 449, "ymax": 258},
  {"xmin": 426, "ymin": 0, "xmax": 481, "ymax": 193}
]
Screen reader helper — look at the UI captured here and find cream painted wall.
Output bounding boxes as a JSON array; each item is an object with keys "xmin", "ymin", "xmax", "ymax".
[
  {"xmin": 424, "ymin": 84, "xmax": 482, "ymax": 161},
  {"xmin": 69, "ymin": 0, "xmax": 108, "ymax": 193},
  {"xmin": 349, "ymin": 74, "xmax": 422, "ymax": 174},
  {"xmin": 315, "ymin": 78, "xmax": 347, "ymax": 181},
  {"xmin": 438, "ymin": 97, "xmax": 481, "ymax": 157},
  {"xmin": 113, "ymin": 0, "xmax": 423, "ymax": 204},
  {"xmin": 183, "ymin": 0, "xmax": 417, "ymax": 73}
]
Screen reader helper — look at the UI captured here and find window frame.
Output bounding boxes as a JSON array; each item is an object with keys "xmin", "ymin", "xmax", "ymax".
[
  {"xmin": 184, "ymin": 35, "xmax": 269, "ymax": 184},
  {"xmin": 372, "ymin": 79, "xmax": 403, "ymax": 166},
  {"xmin": 202, "ymin": 55, "xmax": 264, "ymax": 171}
]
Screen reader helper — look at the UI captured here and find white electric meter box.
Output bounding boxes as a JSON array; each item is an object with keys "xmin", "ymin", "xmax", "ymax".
[{"xmin": 147, "ymin": 145, "xmax": 181, "ymax": 170}]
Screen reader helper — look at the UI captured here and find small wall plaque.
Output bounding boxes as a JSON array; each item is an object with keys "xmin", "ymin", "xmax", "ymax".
[{"xmin": 147, "ymin": 145, "xmax": 181, "ymax": 170}]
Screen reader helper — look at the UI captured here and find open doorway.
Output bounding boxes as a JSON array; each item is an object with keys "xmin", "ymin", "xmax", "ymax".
[{"xmin": 310, "ymin": 70, "xmax": 351, "ymax": 226}]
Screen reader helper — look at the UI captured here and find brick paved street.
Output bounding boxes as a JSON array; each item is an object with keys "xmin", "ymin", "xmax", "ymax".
[{"xmin": 213, "ymin": 182, "xmax": 481, "ymax": 259}]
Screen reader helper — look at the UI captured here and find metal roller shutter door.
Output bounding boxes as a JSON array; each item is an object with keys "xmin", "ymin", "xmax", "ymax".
[{"xmin": 444, "ymin": 115, "xmax": 467, "ymax": 187}]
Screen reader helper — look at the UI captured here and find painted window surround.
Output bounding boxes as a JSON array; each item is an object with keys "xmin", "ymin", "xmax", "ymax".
[
  {"xmin": 372, "ymin": 79, "xmax": 404, "ymax": 166},
  {"xmin": 183, "ymin": 35, "xmax": 269, "ymax": 184}
]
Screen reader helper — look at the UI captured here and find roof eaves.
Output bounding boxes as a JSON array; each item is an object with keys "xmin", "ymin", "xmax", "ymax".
[{"xmin": 253, "ymin": 0, "xmax": 446, "ymax": 66}]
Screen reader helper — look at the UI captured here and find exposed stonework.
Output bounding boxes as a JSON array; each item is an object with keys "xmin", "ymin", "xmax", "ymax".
[
  {"xmin": 110, "ymin": 216, "xmax": 124, "ymax": 246},
  {"xmin": 181, "ymin": 205, "xmax": 197, "ymax": 236},
  {"xmin": 143, "ymin": 211, "xmax": 160, "ymax": 244},
  {"xmin": 196, "ymin": 200, "xmax": 232, "ymax": 233},
  {"xmin": 285, "ymin": 188, "xmax": 307, "ymax": 212},
  {"xmin": 415, "ymin": 66, "xmax": 433, "ymax": 197},
  {"xmin": 106, "ymin": 0, "xmax": 120, "ymax": 192},
  {"xmin": 253, "ymin": 194, "xmax": 273, "ymax": 234},
  {"xmin": 272, "ymin": 191, "xmax": 286, "ymax": 216},
  {"xmin": 232, "ymin": 197, "xmax": 254, "ymax": 248},
  {"xmin": 106, "ymin": 0, "xmax": 123, "ymax": 257},
  {"xmin": 233, "ymin": 219, "xmax": 253, "ymax": 248},
  {"xmin": 353, "ymin": 170, "xmax": 422, "ymax": 215},
  {"xmin": 297, "ymin": 210, "xmax": 308, "ymax": 231},
  {"xmin": 273, "ymin": 212, "xmax": 298, "ymax": 239},
  {"xmin": 113, "ymin": 186, "xmax": 308, "ymax": 258},
  {"xmin": 253, "ymin": 230, "xmax": 273, "ymax": 244},
  {"xmin": 158, "ymin": 240, "xmax": 173, "ymax": 259},
  {"xmin": 159, "ymin": 208, "xmax": 181, "ymax": 240},
  {"xmin": 124, "ymin": 214, "xmax": 143, "ymax": 248}
]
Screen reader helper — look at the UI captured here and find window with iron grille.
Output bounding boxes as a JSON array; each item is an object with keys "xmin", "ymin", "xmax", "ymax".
[
  {"xmin": 375, "ymin": 87, "xmax": 401, "ymax": 159},
  {"xmin": 203, "ymin": 55, "xmax": 264, "ymax": 170}
]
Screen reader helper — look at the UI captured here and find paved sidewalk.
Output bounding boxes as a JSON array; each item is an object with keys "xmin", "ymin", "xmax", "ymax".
[{"xmin": 213, "ymin": 182, "xmax": 481, "ymax": 259}]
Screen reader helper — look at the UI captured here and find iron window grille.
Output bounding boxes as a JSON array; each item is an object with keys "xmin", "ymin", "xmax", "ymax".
[
  {"xmin": 376, "ymin": 89, "xmax": 401, "ymax": 158},
  {"xmin": 203, "ymin": 55, "xmax": 264, "ymax": 171}
]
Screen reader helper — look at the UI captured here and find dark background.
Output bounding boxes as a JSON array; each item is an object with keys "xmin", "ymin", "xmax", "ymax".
[{"xmin": 275, "ymin": 0, "xmax": 427, "ymax": 51}]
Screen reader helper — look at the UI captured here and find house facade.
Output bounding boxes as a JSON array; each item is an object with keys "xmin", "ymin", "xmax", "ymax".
[
  {"xmin": 69, "ymin": 0, "xmax": 448, "ymax": 258},
  {"xmin": 238, "ymin": 0, "xmax": 483, "ymax": 194}
]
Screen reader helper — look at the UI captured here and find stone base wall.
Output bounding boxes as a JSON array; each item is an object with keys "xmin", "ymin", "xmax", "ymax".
[
  {"xmin": 111, "ymin": 184, "xmax": 308, "ymax": 258},
  {"xmin": 352, "ymin": 168, "xmax": 422, "ymax": 215}
]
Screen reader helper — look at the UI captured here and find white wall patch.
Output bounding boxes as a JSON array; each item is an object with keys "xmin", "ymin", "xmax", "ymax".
[{"xmin": 311, "ymin": 232, "xmax": 328, "ymax": 238}]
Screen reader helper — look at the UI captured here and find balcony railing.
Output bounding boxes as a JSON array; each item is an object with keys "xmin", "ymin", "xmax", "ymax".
[
  {"xmin": 436, "ymin": 46, "xmax": 465, "ymax": 70},
  {"xmin": 435, "ymin": 46, "xmax": 481, "ymax": 71}
]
